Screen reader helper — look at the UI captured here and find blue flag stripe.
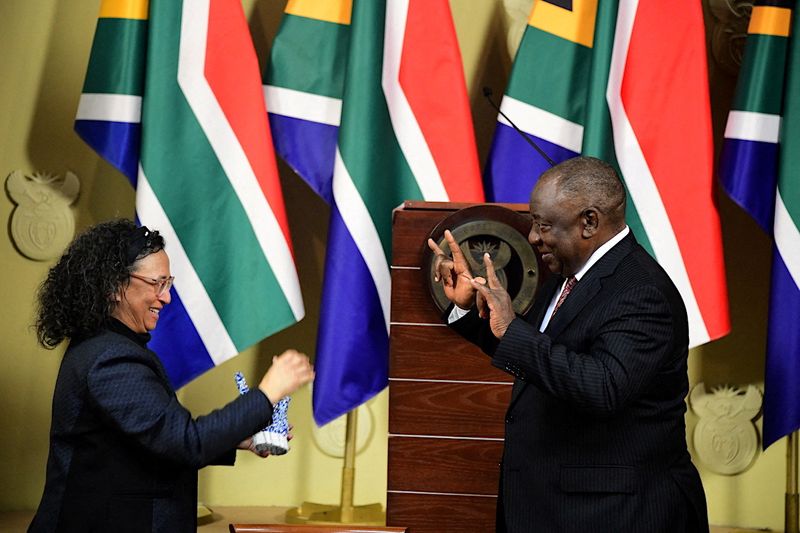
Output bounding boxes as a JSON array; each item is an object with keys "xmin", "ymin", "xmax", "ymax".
[
  {"xmin": 312, "ymin": 207, "xmax": 389, "ymax": 426},
  {"xmin": 763, "ymin": 252, "xmax": 800, "ymax": 446},
  {"xmin": 484, "ymin": 123, "xmax": 578, "ymax": 202},
  {"xmin": 148, "ymin": 289, "xmax": 216, "ymax": 386},
  {"xmin": 75, "ymin": 120, "xmax": 141, "ymax": 184},
  {"xmin": 719, "ymin": 138, "xmax": 779, "ymax": 233},
  {"xmin": 268, "ymin": 113, "xmax": 338, "ymax": 204}
]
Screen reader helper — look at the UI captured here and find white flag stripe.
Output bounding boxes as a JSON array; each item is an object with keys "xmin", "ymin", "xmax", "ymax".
[
  {"xmin": 332, "ymin": 148, "xmax": 392, "ymax": 333},
  {"xmin": 607, "ymin": 0, "xmax": 709, "ymax": 347},
  {"xmin": 382, "ymin": 0, "xmax": 449, "ymax": 201},
  {"xmin": 498, "ymin": 95, "xmax": 584, "ymax": 153},
  {"xmin": 76, "ymin": 93, "xmax": 142, "ymax": 123},
  {"xmin": 724, "ymin": 110, "xmax": 781, "ymax": 143},
  {"xmin": 136, "ymin": 167, "xmax": 238, "ymax": 364},
  {"xmin": 774, "ymin": 191, "xmax": 800, "ymax": 289},
  {"xmin": 263, "ymin": 85, "xmax": 342, "ymax": 126},
  {"xmin": 178, "ymin": 0, "xmax": 304, "ymax": 320}
]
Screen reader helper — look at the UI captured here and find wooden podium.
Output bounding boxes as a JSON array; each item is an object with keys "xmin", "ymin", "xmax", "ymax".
[{"xmin": 386, "ymin": 201, "xmax": 534, "ymax": 533}]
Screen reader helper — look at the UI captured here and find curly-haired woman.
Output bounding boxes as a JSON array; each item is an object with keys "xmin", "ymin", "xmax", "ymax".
[{"xmin": 28, "ymin": 219, "xmax": 314, "ymax": 533}]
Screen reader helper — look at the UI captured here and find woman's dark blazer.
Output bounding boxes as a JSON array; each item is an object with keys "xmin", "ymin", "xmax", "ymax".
[{"xmin": 29, "ymin": 322, "xmax": 272, "ymax": 533}]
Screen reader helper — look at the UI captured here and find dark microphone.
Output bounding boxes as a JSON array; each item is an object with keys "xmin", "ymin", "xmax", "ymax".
[{"xmin": 483, "ymin": 86, "xmax": 556, "ymax": 167}]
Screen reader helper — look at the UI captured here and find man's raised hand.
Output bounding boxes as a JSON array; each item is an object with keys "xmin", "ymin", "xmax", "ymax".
[
  {"xmin": 471, "ymin": 253, "xmax": 516, "ymax": 338},
  {"xmin": 427, "ymin": 229, "xmax": 478, "ymax": 309}
]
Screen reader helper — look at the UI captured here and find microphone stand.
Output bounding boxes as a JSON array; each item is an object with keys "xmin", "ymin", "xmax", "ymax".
[
  {"xmin": 482, "ymin": 86, "xmax": 555, "ymax": 167},
  {"xmin": 788, "ymin": 430, "xmax": 799, "ymax": 533}
]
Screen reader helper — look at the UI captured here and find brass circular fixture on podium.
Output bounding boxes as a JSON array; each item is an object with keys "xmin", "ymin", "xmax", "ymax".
[{"xmin": 424, "ymin": 204, "xmax": 543, "ymax": 316}]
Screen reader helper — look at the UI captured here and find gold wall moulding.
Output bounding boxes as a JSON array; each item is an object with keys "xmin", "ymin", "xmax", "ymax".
[
  {"xmin": 6, "ymin": 170, "xmax": 80, "ymax": 261},
  {"xmin": 689, "ymin": 382, "xmax": 762, "ymax": 475}
]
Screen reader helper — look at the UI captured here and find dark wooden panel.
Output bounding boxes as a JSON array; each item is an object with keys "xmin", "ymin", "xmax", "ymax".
[
  {"xmin": 387, "ymin": 437, "xmax": 502, "ymax": 494},
  {"xmin": 387, "ymin": 202, "xmax": 526, "ymax": 533},
  {"xmin": 388, "ymin": 381, "xmax": 510, "ymax": 438},
  {"xmin": 386, "ymin": 492, "xmax": 498, "ymax": 533},
  {"xmin": 392, "ymin": 210, "xmax": 446, "ymax": 268},
  {"xmin": 390, "ymin": 268, "xmax": 443, "ymax": 324},
  {"xmin": 391, "ymin": 202, "xmax": 529, "ymax": 268},
  {"xmin": 389, "ymin": 325, "xmax": 512, "ymax": 383}
]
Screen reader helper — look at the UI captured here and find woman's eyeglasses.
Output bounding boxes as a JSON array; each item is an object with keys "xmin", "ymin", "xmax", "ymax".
[{"xmin": 129, "ymin": 273, "xmax": 174, "ymax": 297}]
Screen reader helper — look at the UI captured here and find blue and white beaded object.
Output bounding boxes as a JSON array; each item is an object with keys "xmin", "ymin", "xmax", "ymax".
[{"xmin": 234, "ymin": 372, "xmax": 290, "ymax": 455}]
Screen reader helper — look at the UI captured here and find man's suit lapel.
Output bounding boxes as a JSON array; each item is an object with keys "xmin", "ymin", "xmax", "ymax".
[
  {"xmin": 545, "ymin": 233, "xmax": 637, "ymax": 339},
  {"xmin": 506, "ymin": 234, "xmax": 636, "ymax": 410}
]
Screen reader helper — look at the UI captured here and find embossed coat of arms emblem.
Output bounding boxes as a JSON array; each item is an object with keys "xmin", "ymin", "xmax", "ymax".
[{"xmin": 6, "ymin": 170, "xmax": 79, "ymax": 261}]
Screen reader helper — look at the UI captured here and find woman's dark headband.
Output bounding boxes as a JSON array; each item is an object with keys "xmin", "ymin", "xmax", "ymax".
[{"xmin": 125, "ymin": 226, "xmax": 162, "ymax": 265}]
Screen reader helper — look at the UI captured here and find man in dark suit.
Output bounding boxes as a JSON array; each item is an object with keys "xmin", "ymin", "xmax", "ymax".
[{"xmin": 429, "ymin": 157, "xmax": 708, "ymax": 532}]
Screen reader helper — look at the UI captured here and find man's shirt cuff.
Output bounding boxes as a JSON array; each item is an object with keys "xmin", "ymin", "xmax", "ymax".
[{"xmin": 447, "ymin": 304, "xmax": 472, "ymax": 324}]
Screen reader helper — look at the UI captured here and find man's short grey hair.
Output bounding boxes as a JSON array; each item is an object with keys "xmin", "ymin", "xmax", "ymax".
[{"xmin": 541, "ymin": 156, "xmax": 626, "ymax": 222}]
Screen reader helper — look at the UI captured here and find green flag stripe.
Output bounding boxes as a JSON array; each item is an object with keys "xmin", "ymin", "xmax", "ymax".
[
  {"xmin": 337, "ymin": 0, "xmax": 422, "ymax": 259},
  {"xmin": 82, "ymin": 18, "xmax": 147, "ymax": 96},
  {"xmin": 142, "ymin": 5, "xmax": 294, "ymax": 349},
  {"xmin": 778, "ymin": 16, "xmax": 800, "ymax": 224},
  {"xmin": 266, "ymin": 14, "xmax": 350, "ymax": 99},
  {"xmin": 143, "ymin": 98, "xmax": 296, "ymax": 348},
  {"xmin": 733, "ymin": 34, "xmax": 789, "ymax": 114},
  {"xmin": 572, "ymin": 0, "xmax": 653, "ymax": 256},
  {"xmin": 506, "ymin": 26, "xmax": 591, "ymax": 125},
  {"xmin": 503, "ymin": 3, "xmax": 653, "ymax": 254}
]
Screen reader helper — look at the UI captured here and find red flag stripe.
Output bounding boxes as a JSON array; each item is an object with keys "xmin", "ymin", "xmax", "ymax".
[
  {"xmin": 204, "ymin": 0, "xmax": 294, "ymax": 253},
  {"xmin": 397, "ymin": 0, "xmax": 484, "ymax": 202},
  {"xmin": 621, "ymin": 1, "xmax": 729, "ymax": 339}
]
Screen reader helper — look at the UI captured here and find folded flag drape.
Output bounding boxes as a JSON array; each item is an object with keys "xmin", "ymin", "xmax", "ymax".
[
  {"xmin": 75, "ymin": 0, "xmax": 304, "ymax": 387},
  {"xmin": 720, "ymin": 0, "xmax": 800, "ymax": 449},
  {"xmin": 484, "ymin": 0, "xmax": 730, "ymax": 347},
  {"xmin": 265, "ymin": 0, "xmax": 484, "ymax": 425}
]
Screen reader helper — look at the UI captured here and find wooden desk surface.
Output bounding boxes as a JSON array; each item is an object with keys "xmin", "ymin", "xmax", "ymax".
[
  {"xmin": 0, "ymin": 508, "xmax": 774, "ymax": 532},
  {"xmin": 199, "ymin": 506, "xmax": 290, "ymax": 532}
]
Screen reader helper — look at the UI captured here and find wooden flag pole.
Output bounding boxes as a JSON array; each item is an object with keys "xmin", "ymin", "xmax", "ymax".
[
  {"xmin": 788, "ymin": 430, "xmax": 799, "ymax": 533},
  {"xmin": 286, "ymin": 409, "xmax": 384, "ymax": 525},
  {"xmin": 339, "ymin": 408, "xmax": 358, "ymax": 522}
]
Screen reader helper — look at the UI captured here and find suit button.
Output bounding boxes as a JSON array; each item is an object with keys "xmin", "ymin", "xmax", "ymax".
[{"xmin": 505, "ymin": 415, "xmax": 514, "ymax": 424}]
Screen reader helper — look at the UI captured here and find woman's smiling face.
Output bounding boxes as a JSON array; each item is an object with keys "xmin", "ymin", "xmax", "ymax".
[{"xmin": 112, "ymin": 250, "xmax": 172, "ymax": 333}]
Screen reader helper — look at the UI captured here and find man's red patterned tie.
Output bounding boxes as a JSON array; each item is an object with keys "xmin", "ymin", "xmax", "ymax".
[{"xmin": 552, "ymin": 276, "xmax": 577, "ymax": 316}]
